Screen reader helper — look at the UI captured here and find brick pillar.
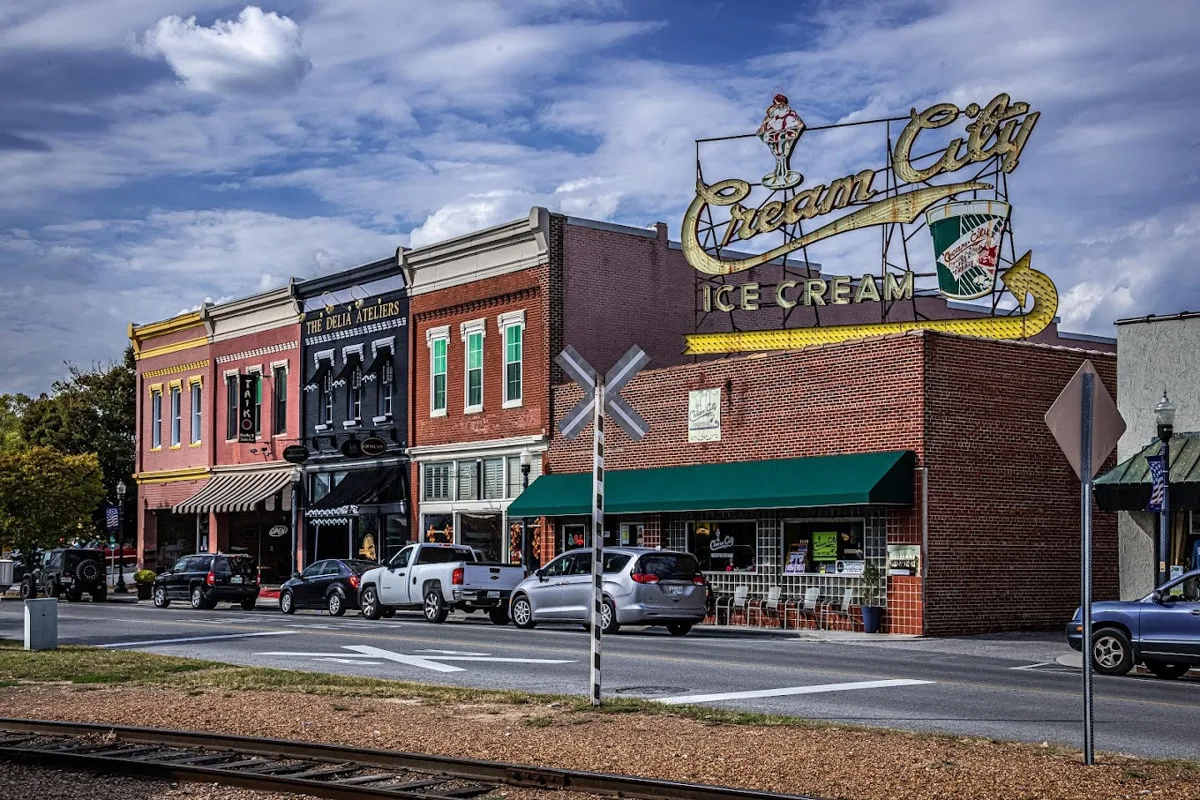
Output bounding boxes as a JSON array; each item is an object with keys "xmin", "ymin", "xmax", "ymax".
[
  {"xmin": 140, "ymin": 507, "xmax": 158, "ymax": 571},
  {"xmin": 209, "ymin": 511, "xmax": 227, "ymax": 553}
]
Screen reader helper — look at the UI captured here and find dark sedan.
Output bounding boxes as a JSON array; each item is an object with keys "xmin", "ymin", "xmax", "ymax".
[
  {"xmin": 1067, "ymin": 569, "xmax": 1200, "ymax": 678},
  {"xmin": 280, "ymin": 559, "xmax": 377, "ymax": 616}
]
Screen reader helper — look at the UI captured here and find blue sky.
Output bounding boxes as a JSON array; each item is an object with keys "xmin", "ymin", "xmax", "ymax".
[{"xmin": 2, "ymin": 0, "xmax": 1198, "ymax": 394}]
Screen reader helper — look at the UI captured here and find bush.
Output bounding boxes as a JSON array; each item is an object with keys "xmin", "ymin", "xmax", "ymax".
[{"xmin": 134, "ymin": 569, "xmax": 156, "ymax": 585}]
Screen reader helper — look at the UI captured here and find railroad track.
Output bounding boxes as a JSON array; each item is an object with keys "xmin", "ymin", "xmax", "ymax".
[{"xmin": 0, "ymin": 718, "xmax": 825, "ymax": 800}]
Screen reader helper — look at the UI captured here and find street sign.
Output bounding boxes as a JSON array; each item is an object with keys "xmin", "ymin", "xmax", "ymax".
[
  {"xmin": 554, "ymin": 344, "xmax": 650, "ymax": 708},
  {"xmin": 282, "ymin": 445, "xmax": 310, "ymax": 464},
  {"xmin": 360, "ymin": 436, "xmax": 388, "ymax": 457},
  {"xmin": 1044, "ymin": 359, "xmax": 1124, "ymax": 768},
  {"xmin": 1046, "ymin": 360, "xmax": 1124, "ymax": 480}
]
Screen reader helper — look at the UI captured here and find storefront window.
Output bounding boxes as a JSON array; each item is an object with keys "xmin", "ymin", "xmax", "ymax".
[
  {"xmin": 782, "ymin": 520, "xmax": 865, "ymax": 575},
  {"xmin": 460, "ymin": 512, "xmax": 502, "ymax": 563},
  {"xmin": 691, "ymin": 520, "xmax": 757, "ymax": 573},
  {"xmin": 619, "ymin": 523, "xmax": 644, "ymax": 546},
  {"xmin": 422, "ymin": 514, "xmax": 454, "ymax": 543},
  {"xmin": 562, "ymin": 523, "xmax": 587, "ymax": 551}
]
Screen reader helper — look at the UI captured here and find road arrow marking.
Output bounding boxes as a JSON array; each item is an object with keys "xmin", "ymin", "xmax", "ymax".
[
  {"xmin": 103, "ymin": 631, "xmax": 293, "ymax": 648},
  {"xmin": 657, "ymin": 678, "xmax": 933, "ymax": 705}
]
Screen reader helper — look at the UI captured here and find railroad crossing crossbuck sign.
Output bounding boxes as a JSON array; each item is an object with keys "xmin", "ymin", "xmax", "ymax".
[{"xmin": 555, "ymin": 344, "xmax": 650, "ymax": 707}]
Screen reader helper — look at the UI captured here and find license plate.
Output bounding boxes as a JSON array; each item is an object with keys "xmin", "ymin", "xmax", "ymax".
[
  {"xmin": 665, "ymin": 586, "xmax": 684, "ymax": 596},
  {"xmin": 487, "ymin": 590, "xmax": 500, "ymax": 598},
  {"xmin": 230, "ymin": 576, "xmax": 243, "ymax": 584}
]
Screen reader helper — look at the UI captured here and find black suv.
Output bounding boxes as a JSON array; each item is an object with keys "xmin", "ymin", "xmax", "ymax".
[
  {"xmin": 20, "ymin": 548, "xmax": 108, "ymax": 602},
  {"xmin": 152, "ymin": 553, "xmax": 259, "ymax": 610}
]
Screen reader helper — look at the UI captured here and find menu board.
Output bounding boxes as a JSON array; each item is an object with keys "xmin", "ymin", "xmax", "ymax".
[
  {"xmin": 784, "ymin": 544, "xmax": 808, "ymax": 575},
  {"xmin": 812, "ymin": 531, "xmax": 837, "ymax": 561}
]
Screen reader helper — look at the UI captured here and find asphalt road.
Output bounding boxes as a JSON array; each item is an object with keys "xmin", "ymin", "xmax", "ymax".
[{"xmin": 2, "ymin": 597, "xmax": 1198, "ymax": 760}]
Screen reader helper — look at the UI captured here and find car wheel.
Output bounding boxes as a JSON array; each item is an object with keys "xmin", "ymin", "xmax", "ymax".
[
  {"xmin": 1091, "ymin": 628, "xmax": 1134, "ymax": 675},
  {"xmin": 511, "ymin": 594, "xmax": 536, "ymax": 629},
  {"xmin": 1144, "ymin": 660, "xmax": 1192, "ymax": 680},
  {"xmin": 361, "ymin": 586, "xmax": 383, "ymax": 620},
  {"xmin": 327, "ymin": 591, "xmax": 346, "ymax": 617},
  {"xmin": 190, "ymin": 586, "xmax": 206, "ymax": 610},
  {"xmin": 423, "ymin": 589, "xmax": 448, "ymax": 623},
  {"xmin": 19, "ymin": 577, "xmax": 35, "ymax": 600},
  {"xmin": 666, "ymin": 623, "xmax": 693, "ymax": 636},
  {"xmin": 600, "ymin": 598, "xmax": 620, "ymax": 635},
  {"xmin": 153, "ymin": 586, "xmax": 169, "ymax": 608},
  {"xmin": 279, "ymin": 590, "xmax": 295, "ymax": 614},
  {"xmin": 46, "ymin": 580, "xmax": 61, "ymax": 599},
  {"xmin": 92, "ymin": 585, "xmax": 107, "ymax": 603},
  {"xmin": 488, "ymin": 607, "xmax": 509, "ymax": 626},
  {"xmin": 240, "ymin": 597, "xmax": 257, "ymax": 611},
  {"xmin": 67, "ymin": 588, "xmax": 83, "ymax": 602},
  {"xmin": 76, "ymin": 559, "xmax": 101, "ymax": 584}
]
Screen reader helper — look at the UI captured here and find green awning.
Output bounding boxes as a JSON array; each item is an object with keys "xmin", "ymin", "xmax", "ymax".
[
  {"xmin": 1096, "ymin": 432, "xmax": 1200, "ymax": 511},
  {"xmin": 506, "ymin": 450, "xmax": 915, "ymax": 517}
]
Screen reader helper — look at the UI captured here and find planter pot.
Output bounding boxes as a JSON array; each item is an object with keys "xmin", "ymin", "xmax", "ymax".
[
  {"xmin": 860, "ymin": 605, "xmax": 883, "ymax": 634},
  {"xmin": 136, "ymin": 583, "xmax": 152, "ymax": 601}
]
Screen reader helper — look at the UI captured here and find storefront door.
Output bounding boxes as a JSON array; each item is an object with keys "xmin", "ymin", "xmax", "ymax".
[{"xmin": 460, "ymin": 513, "xmax": 503, "ymax": 563}]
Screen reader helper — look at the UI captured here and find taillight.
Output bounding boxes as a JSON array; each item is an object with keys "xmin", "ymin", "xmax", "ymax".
[
  {"xmin": 691, "ymin": 575, "xmax": 706, "ymax": 585},
  {"xmin": 349, "ymin": 574, "xmax": 359, "ymax": 590},
  {"xmin": 452, "ymin": 567, "xmax": 464, "ymax": 586},
  {"xmin": 631, "ymin": 572, "xmax": 659, "ymax": 584},
  {"xmin": 205, "ymin": 571, "xmax": 215, "ymax": 586}
]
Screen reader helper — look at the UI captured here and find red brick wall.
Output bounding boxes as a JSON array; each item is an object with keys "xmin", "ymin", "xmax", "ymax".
[
  {"xmin": 212, "ymin": 324, "xmax": 302, "ymax": 467},
  {"xmin": 921, "ymin": 335, "xmax": 1119, "ymax": 635}
]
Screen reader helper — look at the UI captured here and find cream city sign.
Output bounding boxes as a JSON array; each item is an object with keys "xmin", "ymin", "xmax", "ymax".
[{"xmin": 681, "ymin": 92, "xmax": 1059, "ymax": 354}]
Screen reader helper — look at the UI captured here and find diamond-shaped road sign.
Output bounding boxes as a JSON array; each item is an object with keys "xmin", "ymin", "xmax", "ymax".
[
  {"xmin": 1045, "ymin": 360, "xmax": 1125, "ymax": 481},
  {"xmin": 555, "ymin": 345, "xmax": 650, "ymax": 441}
]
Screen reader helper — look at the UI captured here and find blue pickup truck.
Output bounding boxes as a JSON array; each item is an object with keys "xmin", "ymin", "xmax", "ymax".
[{"xmin": 1067, "ymin": 569, "xmax": 1199, "ymax": 679}]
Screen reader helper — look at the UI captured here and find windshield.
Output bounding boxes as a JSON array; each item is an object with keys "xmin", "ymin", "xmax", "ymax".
[{"xmin": 347, "ymin": 559, "xmax": 378, "ymax": 573}]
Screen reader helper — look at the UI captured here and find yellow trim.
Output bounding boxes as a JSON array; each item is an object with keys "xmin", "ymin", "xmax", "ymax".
[
  {"xmin": 147, "ymin": 383, "xmax": 163, "ymax": 396},
  {"xmin": 188, "ymin": 374, "xmax": 203, "ymax": 386},
  {"xmin": 169, "ymin": 443, "xmax": 182, "ymax": 450},
  {"xmin": 150, "ymin": 446, "xmax": 162, "ymax": 452},
  {"xmin": 188, "ymin": 441, "xmax": 203, "ymax": 448},
  {"xmin": 131, "ymin": 311, "xmax": 202, "ymax": 340},
  {"xmin": 143, "ymin": 360, "xmax": 210, "ymax": 380},
  {"xmin": 135, "ymin": 466, "xmax": 210, "ymax": 484},
  {"xmin": 136, "ymin": 337, "xmax": 208, "ymax": 362},
  {"xmin": 168, "ymin": 379, "xmax": 183, "ymax": 389}
]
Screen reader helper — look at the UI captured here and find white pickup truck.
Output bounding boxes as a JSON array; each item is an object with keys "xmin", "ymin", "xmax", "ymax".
[{"xmin": 358, "ymin": 542, "xmax": 527, "ymax": 624}]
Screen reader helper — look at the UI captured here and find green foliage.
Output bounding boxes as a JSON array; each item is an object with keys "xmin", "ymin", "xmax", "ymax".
[
  {"xmin": 0, "ymin": 447, "xmax": 105, "ymax": 556},
  {"xmin": 0, "ymin": 394, "xmax": 31, "ymax": 452},
  {"xmin": 134, "ymin": 569, "xmax": 156, "ymax": 584},
  {"xmin": 860, "ymin": 560, "xmax": 884, "ymax": 607},
  {"xmin": 20, "ymin": 345, "xmax": 135, "ymax": 510}
]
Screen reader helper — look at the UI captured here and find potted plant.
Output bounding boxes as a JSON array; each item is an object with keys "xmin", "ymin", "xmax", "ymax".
[
  {"xmin": 859, "ymin": 561, "xmax": 884, "ymax": 634},
  {"xmin": 133, "ymin": 569, "xmax": 156, "ymax": 601}
]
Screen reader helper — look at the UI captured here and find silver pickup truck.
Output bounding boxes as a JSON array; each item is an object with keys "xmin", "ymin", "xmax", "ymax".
[{"xmin": 358, "ymin": 542, "xmax": 527, "ymax": 624}]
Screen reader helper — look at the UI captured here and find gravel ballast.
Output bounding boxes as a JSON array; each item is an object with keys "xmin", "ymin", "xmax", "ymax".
[{"xmin": 1, "ymin": 684, "xmax": 1196, "ymax": 800}]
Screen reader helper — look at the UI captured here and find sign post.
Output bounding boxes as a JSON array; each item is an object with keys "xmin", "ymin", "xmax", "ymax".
[
  {"xmin": 1045, "ymin": 360, "xmax": 1124, "ymax": 766},
  {"xmin": 556, "ymin": 345, "xmax": 650, "ymax": 707}
]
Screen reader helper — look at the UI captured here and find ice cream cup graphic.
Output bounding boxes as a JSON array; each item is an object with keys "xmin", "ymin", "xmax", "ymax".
[{"xmin": 925, "ymin": 200, "xmax": 1010, "ymax": 301}]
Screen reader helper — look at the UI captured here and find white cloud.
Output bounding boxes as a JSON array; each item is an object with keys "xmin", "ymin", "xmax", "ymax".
[
  {"xmin": 136, "ymin": 6, "xmax": 311, "ymax": 95},
  {"xmin": 407, "ymin": 191, "xmax": 526, "ymax": 248}
]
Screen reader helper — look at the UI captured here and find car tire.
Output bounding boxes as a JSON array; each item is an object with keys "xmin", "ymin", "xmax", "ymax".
[
  {"xmin": 511, "ymin": 594, "xmax": 536, "ymax": 629},
  {"xmin": 76, "ymin": 559, "xmax": 101, "ymax": 584},
  {"xmin": 153, "ymin": 586, "xmax": 170, "ymax": 608},
  {"xmin": 1091, "ymin": 627, "xmax": 1134, "ymax": 675},
  {"xmin": 67, "ymin": 587, "xmax": 83, "ymax": 603},
  {"xmin": 423, "ymin": 589, "xmax": 448, "ymax": 623},
  {"xmin": 327, "ymin": 591, "xmax": 346, "ymax": 617},
  {"xmin": 1144, "ymin": 660, "xmax": 1192, "ymax": 680},
  {"xmin": 46, "ymin": 580, "xmax": 61, "ymax": 599},
  {"xmin": 19, "ymin": 577, "xmax": 35, "ymax": 600},
  {"xmin": 190, "ymin": 586, "xmax": 206, "ymax": 610},
  {"xmin": 361, "ymin": 586, "xmax": 383, "ymax": 620},
  {"xmin": 240, "ymin": 597, "xmax": 257, "ymax": 611},
  {"xmin": 92, "ymin": 585, "xmax": 107, "ymax": 603},
  {"xmin": 666, "ymin": 623, "xmax": 692, "ymax": 636},
  {"xmin": 280, "ymin": 590, "xmax": 295, "ymax": 614},
  {"xmin": 488, "ymin": 608, "xmax": 509, "ymax": 626},
  {"xmin": 381, "ymin": 609, "xmax": 396, "ymax": 619},
  {"xmin": 600, "ymin": 598, "xmax": 620, "ymax": 635}
]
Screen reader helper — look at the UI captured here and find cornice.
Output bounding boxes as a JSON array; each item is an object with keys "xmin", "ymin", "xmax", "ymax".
[
  {"xmin": 141, "ymin": 359, "xmax": 211, "ymax": 380},
  {"xmin": 134, "ymin": 337, "xmax": 210, "ymax": 362},
  {"xmin": 130, "ymin": 311, "xmax": 205, "ymax": 355},
  {"xmin": 405, "ymin": 207, "xmax": 549, "ymax": 296}
]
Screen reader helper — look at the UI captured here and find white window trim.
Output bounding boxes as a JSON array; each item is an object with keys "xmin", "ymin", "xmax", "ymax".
[
  {"xmin": 189, "ymin": 379, "xmax": 203, "ymax": 447},
  {"xmin": 341, "ymin": 343, "xmax": 364, "ymax": 361},
  {"xmin": 314, "ymin": 348, "xmax": 335, "ymax": 368},
  {"xmin": 498, "ymin": 311, "xmax": 524, "ymax": 410},
  {"xmin": 461, "ymin": 318, "xmax": 486, "ymax": 415},
  {"xmin": 427, "ymin": 325, "xmax": 449, "ymax": 418},
  {"xmin": 372, "ymin": 337, "xmax": 395, "ymax": 358}
]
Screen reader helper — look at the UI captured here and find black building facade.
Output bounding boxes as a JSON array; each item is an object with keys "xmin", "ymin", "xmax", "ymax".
[{"xmin": 297, "ymin": 259, "xmax": 411, "ymax": 565}]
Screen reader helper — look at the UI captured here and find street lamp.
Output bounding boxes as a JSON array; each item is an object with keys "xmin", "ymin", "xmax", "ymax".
[
  {"xmin": 114, "ymin": 480, "xmax": 127, "ymax": 593},
  {"xmin": 519, "ymin": 449, "xmax": 532, "ymax": 569},
  {"xmin": 1154, "ymin": 392, "xmax": 1175, "ymax": 589}
]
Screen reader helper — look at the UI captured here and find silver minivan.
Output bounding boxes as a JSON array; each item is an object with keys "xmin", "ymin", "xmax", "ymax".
[{"xmin": 508, "ymin": 547, "xmax": 707, "ymax": 635}]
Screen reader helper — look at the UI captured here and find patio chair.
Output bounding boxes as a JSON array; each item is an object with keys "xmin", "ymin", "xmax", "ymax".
[
  {"xmin": 717, "ymin": 585, "xmax": 750, "ymax": 625},
  {"xmin": 820, "ymin": 588, "xmax": 856, "ymax": 630},
  {"xmin": 763, "ymin": 586, "xmax": 783, "ymax": 628},
  {"xmin": 792, "ymin": 587, "xmax": 822, "ymax": 629}
]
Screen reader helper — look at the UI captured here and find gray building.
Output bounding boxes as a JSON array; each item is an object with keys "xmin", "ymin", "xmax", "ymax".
[{"xmin": 1096, "ymin": 312, "xmax": 1200, "ymax": 599}]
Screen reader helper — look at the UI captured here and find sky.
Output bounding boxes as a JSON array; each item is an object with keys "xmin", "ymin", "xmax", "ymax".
[{"xmin": 1, "ymin": 0, "xmax": 1198, "ymax": 395}]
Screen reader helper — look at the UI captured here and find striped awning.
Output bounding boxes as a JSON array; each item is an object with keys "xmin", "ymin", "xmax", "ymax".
[{"xmin": 173, "ymin": 469, "xmax": 293, "ymax": 514}]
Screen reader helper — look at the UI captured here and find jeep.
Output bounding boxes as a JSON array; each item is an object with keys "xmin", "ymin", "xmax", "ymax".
[{"xmin": 21, "ymin": 548, "xmax": 108, "ymax": 602}]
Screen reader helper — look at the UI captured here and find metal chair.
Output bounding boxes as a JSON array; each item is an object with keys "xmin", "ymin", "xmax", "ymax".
[
  {"xmin": 717, "ymin": 585, "xmax": 749, "ymax": 625},
  {"xmin": 792, "ymin": 587, "xmax": 822, "ymax": 629},
  {"xmin": 820, "ymin": 588, "xmax": 856, "ymax": 630},
  {"xmin": 763, "ymin": 586, "xmax": 783, "ymax": 627}
]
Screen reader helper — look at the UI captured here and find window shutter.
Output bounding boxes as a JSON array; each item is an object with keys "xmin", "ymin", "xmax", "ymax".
[{"xmin": 483, "ymin": 457, "xmax": 504, "ymax": 499}]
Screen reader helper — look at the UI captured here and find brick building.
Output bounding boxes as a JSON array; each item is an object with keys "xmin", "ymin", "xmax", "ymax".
[
  {"xmin": 131, "ymin": 311, "xmax": 213, "ymax": 571},
  {"xmin": 169, "ymin": 286, "xmax": 303, "ymax": 584},
  {"xmin": 509, "ymin": 331, "xmax": 1119, "ymax": 636}
]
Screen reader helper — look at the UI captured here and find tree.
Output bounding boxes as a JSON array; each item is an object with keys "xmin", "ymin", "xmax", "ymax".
[
  {"xmin": 21, "ymin": 346, "xmax": 135, "ymax": 507},
  {"xmin": 0, "ymin": 447, "xmax": 105, "ymax": 561},
  {"xmin": 0, "ymin": 394, "xmax": 30, "ymax": 451}
]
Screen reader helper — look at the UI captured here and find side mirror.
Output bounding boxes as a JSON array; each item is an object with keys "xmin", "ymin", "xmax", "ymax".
[
  {"xmin": 535, "ymin": 569, "xmax": 546, "ymax": 582},
  {"xmin": 1151, "ymin": 590, "xmax": 1165, "ymax": 604},
  {"xmin": 291, "ymin": 571, "xmax": 301, "ymax": 580}
]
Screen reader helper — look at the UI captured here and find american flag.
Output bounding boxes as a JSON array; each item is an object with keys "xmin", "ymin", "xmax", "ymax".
[
  {"xmin": 105, "ymin": 505, "xmax": 119, "ymax": 531},
  {"xmin": 1145, "ymin": 454, "xmax": 1167, "ymax": 512}
]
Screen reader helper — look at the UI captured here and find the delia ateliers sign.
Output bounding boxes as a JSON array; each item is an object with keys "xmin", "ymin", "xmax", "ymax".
[{"xmin": 681, "ymin": 92, "xmax": 1059, "ymax": 354}]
